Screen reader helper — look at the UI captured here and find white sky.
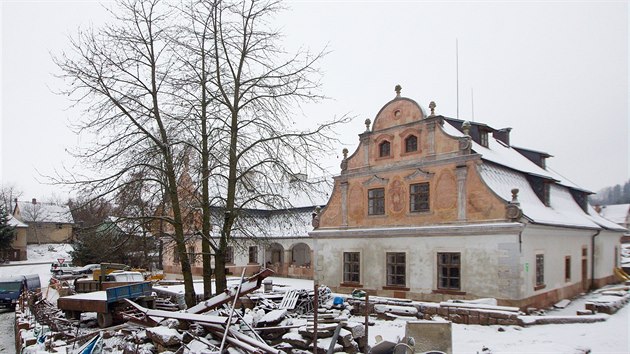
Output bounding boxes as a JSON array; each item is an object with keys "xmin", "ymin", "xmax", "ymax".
[{"xmin": 1, "ymin": 0, "xmax": 629, "ymax": 200}]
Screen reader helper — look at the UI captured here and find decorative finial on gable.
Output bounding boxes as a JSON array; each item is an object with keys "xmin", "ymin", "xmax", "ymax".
[
  {"xmin": 364, "ymin": 118, "xmax": 371, "ymax": 132},
  {"xmin": 506, "ymin": 188, "xmax": 523, "ymax": 220},
  {"xmin": 429, "ymin": 101, "xmax": 436, "ymax": 116},
  {"xmin": 395, "ymin": 84, "xmax": 402, "ymax": 98},
  {"xmin": 340, "ymin": 148, "xmax": 349, "ymax": 171},
  {"xmin": 511, "ymin": 188, "xmax": 520, "ymax": 204},
  {"xmin": 462, "ymin": 120, "xmax": 471, "ymax": 136}
]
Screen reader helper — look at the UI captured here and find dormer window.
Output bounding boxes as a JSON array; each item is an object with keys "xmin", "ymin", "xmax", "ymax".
[
  {"xmin": 379, "ymin": 141, "xmax": 391, "ymax": 157},
  {"xmin": 405, "ymin": 135, "xmax": 418, "ymax": 153},
  {"xmin": 480, "ymin": 131, "xmax": 489, "ymax": 147}
]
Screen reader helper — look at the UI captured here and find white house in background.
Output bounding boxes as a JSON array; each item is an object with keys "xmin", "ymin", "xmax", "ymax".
[
  {"xmin": 310, "ymin": 88, "xmax": 626, "ymax": 310},
  {"xmin": 598, "ymin": 204, "xmax": 630, "ymax": 230},
  {"xmin": 161, "ymin": 177, "xmax": 328, "ymax": 280},
  {"xmin": 13, "ymin": 199, "xmax": 75, "ymax": 244},
  {"xmin": 1, "ymin": 214, "xmax": 28, "ymax": 261}
]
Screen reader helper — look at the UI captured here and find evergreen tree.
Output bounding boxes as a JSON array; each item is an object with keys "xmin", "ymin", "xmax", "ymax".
[{"xmin": 0, "ymin": 207, "xmax": 16, "ymax": 252}]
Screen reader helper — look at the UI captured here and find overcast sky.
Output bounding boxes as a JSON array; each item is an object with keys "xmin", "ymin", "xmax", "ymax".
[{"xmin": 1, "ymin": 0, "xmax": 628, "ymax": 201}]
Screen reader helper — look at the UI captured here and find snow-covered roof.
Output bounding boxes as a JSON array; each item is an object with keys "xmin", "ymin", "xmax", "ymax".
[
  {"xmin": 441, "ymin": 121, "xmax": 586, "ymax": 192},
  {"xmin": 598, "ymin": 204, "xmax": 630, "ymax": 225},
  {"xmin": 7, "ymin": 214, "xmax": 28, "ymax": 228},
  {"xmin": 105, "ymin": 216, "xmax": 152, "ymax": 237},
  {"xmin": 15, "ymin": 201, "xmax": 74, "ymax": 224},
  {"xmin": 478, "ymin": 163, "xmax": 624, "ymax": 230},
  {"xmin": 211, "ymin": 207, "xmax": 316, "ymax": 239}
]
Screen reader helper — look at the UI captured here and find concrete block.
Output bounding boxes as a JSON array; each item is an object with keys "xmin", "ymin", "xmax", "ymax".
[{"xmin": 405, "ymin": 320, "xmax": 452, "ymax": 354}]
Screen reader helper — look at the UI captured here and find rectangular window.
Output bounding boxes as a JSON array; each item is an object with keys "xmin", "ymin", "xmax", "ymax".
[
  {"xmin": 536, "ymin": 254, "xmax": 545, "ymax": 287},
  {"xmin": 225, "ymin": 246, "xmax": 234, "ymax": 264},
  {"xmin": 249, "ymin": 246, "xmax": 258, "ymax": 263},
  {"xmin": 438, "ymin": 252, "xmax": 461, "ymax": 290},
  {"xmin": 173, "ymin": 247, "xmax": 179, "ymax": 263},
  {"xmin": 480, "ymin": 131, "xmax": 488, "ymax": 147},
  {"xmin": 343, "ymin": 252, "xmax": 360, "ymax": 283},
  {"xmin": 565, "ymin": 256, "xmax": 571, "ymax": 282},
  {"xmin": 386, "ymin": 252, "xmax": 406, "ymax": 287},
  {"xmin": 188, "ymin": 245, "xmax": 196, "ymax": 265},
  {"xmin": 368, "ymin": 188, "xmax": 385, "ymax": 215},
  {"xmin": 410, "ymin": 183, "xmax": 430, "ymax": 212}
]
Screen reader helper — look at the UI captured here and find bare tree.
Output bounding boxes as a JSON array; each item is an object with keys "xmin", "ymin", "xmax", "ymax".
[
  {"xmin": 55, "ymin": 0, "xmax": 349, "ymax": 303},
  {"xmin": 179, "ymin": 0, "xmax": 350, "ymax": 293},
  {"xmin": 54, "ymin": 0, "xmax": 197, "ymax": 306},
  {"xmin": 0, "ymin": 184, "xmax": 23, "ymax": 212},
  {"xmin": 21, "ymin": 201, "xmax": 44, "ymax": 245}
]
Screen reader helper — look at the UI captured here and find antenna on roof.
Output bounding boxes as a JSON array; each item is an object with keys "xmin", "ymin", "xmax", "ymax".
[
  {"xmin": 471, "ymin": 88, "xmax": 475, "ymax": 122},
  {"xmin": 456, "ymin": 38, "xmax": 459, "ymax": 119}
]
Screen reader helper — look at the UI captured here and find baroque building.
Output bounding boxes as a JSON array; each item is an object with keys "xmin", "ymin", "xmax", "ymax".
[{"xmin": 310, "ymin": 87, "xmax": 625, "ymax": 309}]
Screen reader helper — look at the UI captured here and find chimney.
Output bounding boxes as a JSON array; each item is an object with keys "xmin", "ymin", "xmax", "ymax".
[{"xmin": 32, "ymin": 198, "xmax": 37, "ymax": 204}]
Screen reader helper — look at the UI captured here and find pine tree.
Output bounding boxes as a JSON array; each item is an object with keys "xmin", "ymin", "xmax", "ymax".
[{"xmin": 0, "ymin": 207, "xmax": 16, "ymax": 252}]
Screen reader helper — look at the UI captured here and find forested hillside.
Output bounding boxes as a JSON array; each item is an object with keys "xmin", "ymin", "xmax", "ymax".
[{"xmin": 590, "ymin": 179, "xmax": 630, "ymax": 205}]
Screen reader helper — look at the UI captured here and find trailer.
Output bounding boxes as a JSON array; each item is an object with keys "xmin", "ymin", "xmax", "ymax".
[{"xmin": 57, "ymin": 281, "xmax": 154, "ymax": 327}]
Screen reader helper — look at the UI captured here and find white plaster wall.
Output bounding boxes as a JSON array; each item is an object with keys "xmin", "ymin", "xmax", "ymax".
[
  {"xmin": 594, "ymin": 230, "xmax": 623, "ymax": 278},
  {"xmin": 315, "ymin": 232, "xmax": 519, "ymax": 298},
  {"xmin": 517, "ymin": 225, "xmax": 620, "ymax": 298}
]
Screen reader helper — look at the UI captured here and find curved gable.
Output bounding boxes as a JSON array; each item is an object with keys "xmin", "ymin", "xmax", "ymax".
[{"xmin": 372, "ymin": 97, "xmax": 425, "ymax": 131}]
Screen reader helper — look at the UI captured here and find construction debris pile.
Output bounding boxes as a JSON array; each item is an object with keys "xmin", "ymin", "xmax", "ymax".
[{"xmin": 14, "ymin": 268, "xmax": 630, "ymax": 353}]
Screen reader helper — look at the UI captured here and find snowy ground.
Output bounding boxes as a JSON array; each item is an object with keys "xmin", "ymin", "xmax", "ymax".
[{"xmin": 1, "ymin": 244, "xmax": 629, "ymax": 353}]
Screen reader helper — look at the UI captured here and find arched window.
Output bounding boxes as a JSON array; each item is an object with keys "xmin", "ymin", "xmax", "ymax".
[
  {"xmin": 379, "ymin": 141, "xmax": 391, "ymax": 157},
  {"xmin": 405, "ymin": 135, "xmax": 418, "ymax": 153}
]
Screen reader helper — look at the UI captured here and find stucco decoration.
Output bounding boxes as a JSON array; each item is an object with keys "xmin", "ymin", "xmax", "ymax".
[
  {"xmin": 459, "ymin": 136, "xmax": 472, "ymax": 154},
  {"xmin": 363, "ymin": 175, "xmax": 389, "ymax": 187},
  {"xmin": 348, "ymin": 183, "xmax": 364, "ymax": 221},
  {"xmin": 405, "ymin": 168, "xmax": 434, "ymax": 181},
  {"xmin": 435, "ymin": 170, "xmax": 457, "ymax": 210},
  {"xmin": 388, "ymin": 177, "xmax": 405, "ymax": 216}
]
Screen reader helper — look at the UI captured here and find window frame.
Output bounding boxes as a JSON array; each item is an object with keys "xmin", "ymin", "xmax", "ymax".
[
  {"xmin": 248, "ymin": 246, "xmax": 258, "ymax": 264},
  {"xmin": 225, "ymin": 246, "xmax": 234, "ymax": 264},
  {"xmin": 480, "ymin": 131, "xmax": 489, "ymax": 147},
  {"xmin": 437, "ymin": 252, "xmax": 461, "ymax": 291},
  {"xmin": 378, "ymin": 140, "xmax": 391, "ymax": 157},
  {"xmin": 404, "ymin": 135, "xmax": 418, "ymax": 153},
  {"xmin": 565, "ymin": 256, "xmax": 571, "ymax": 282},
  {"xmin": 409, "ymin": 182, "xmax": 430, "ymax": 212},
  {"xmin": 343, "ymin": 252, "xmax": 361, "ymax": 284},
  {"xmin": 187, "ymin": 245, "xmax": 196, "ymax": 265},
  {"xmin": 535, "ymin": 253, "xmax": 545, "ymax": 289},
  {"xmin": 368, "ymin": 188, "xmax": 385, "ymax": 215},
  {"xmin": 386, "ymin": 252, "xmax": 406, "ymax": 287}
]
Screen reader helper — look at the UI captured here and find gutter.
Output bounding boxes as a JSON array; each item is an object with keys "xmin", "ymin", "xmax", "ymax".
[{"xmin": 590, "ymin": 229, "xmax": 601, "ymax": 290}]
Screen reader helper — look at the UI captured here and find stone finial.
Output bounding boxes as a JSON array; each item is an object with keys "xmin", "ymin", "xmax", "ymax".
[
  {"xmin": 429, "ymin": 101, "xmax": 436, "ymax": 116},
  {"xmin": 311, "ymin": 206, "xmax": 321, "ymax": 228},
  {"xmin": 395, "ymin": 84, "xmax": 402, "ymax": 98},
  {"xmin": 506, "ymin": 188, "xmax": 522, "ymax": 220},
  {"xmin": 340, "ymin": 148, "xmax": 349, "ymax": 171},
  {"xmin": 462, "ymin": 121, "xmax": 471, "ymax": 136},
  {"xmin": 511, "ymin": 188, "xmax": 520, "ymax": 204},
  {"xmin": 364, "ymin": 118, "xmax": 371, "ymax": 132}
]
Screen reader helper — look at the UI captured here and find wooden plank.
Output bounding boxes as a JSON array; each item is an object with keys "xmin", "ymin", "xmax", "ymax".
[
  {"xmin": 279, "ymin": 289, "xmax": 299, "ymax": 309},
  {"xmin": 124, "ymin": 299, "xmax": 230, "ymax": 325}
]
